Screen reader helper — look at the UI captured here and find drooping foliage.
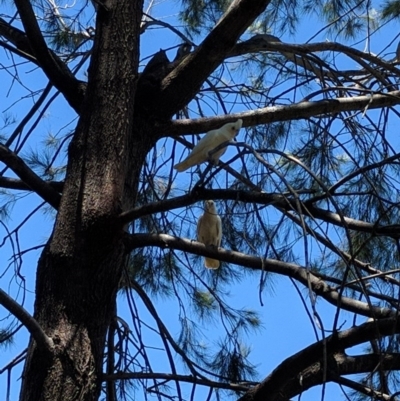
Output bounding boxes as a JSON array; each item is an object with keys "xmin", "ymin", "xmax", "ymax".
[{"xmin": 1, "ymin": 0, "xmax": 400, "ymax": 400}]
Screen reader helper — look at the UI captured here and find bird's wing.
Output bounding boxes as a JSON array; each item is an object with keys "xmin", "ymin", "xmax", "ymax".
[
  {"xmin": 203, "ymin": 214, "xmax": 222, "ymax": 269},
  {"xmin": 197, "ymin": 214, "xmax": 217, "ymax": 245},
  {"xmin": 197, "ymin": 214, "xmax": 205, "ymax": 242},
  {"xmin": 174, "ymin": 120, "xmax": 242, "ymax": 172},
  {"xmin": 215, "ymin": 215, "xmax": 222, "ymax": 247},
  {"xmin": 174, "ymin": 131, "xmax": 218, "ymax": 171},
  {"xmin": 192, "ymin": 131, "xmax": 222, "ymax": 155},
  {"xmin": 208, "ymin": 131, "xmax": 230, "ymax": 163},
  {"xmin": 174, "ymin": 147, "xmax": 207, "ymax": 171},
  {"xmin": 197, "ymin": 206, "xmax": 222, "ymax": 269}
]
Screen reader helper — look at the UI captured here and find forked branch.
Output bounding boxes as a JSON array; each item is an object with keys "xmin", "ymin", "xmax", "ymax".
[{"xmin": 238, "ymin": 319, "xmax": 400, "ymax": 401}]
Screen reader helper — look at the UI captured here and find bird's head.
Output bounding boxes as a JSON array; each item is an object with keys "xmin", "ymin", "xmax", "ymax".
[
  {"xmin": 224, "ymin": 119, "xmax": 243, "ymax": 138},
  {"xmin": 205, "ymin": 200, "xmax": 217, "ymax": 213}
]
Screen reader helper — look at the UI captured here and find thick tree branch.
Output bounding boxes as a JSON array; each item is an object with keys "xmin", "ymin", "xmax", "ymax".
[
  {"xmin": 273, "ymin": 352, "xmax": 400, "ymax": 401},
  {"xmin": 154, "ymin": 0, "xmax": 272, "ymax": 118},
  {"xmin": 119, "ymin": 188, "xmax": 400, "ymax": 238},
  {"xmin": 238, "ymin": 319, "xmax": 400, "ymax": 401},
  {"xmin": 0, "ymin": 145, "xmax": 61, "ymax": 208},
  {"xmin": 0, "ymin": 176, "xmax": 64, "ymax": 192},
  {"xmin": 0, "ymin": 17, "xmax": 36, "ymax": 59},
  {"xmin": 2, "ymin": 6, "xmax": 85, "ymax": 113},
  {"xmin": 124, "ymin": 233, "xmax": 394, "ymax": 319},
  {"xmin": 333, "ymin": 353, "xmax": 400, "ymax": 378},
  {"xmin": 231, "ymin": 36, "xmax": 400, "ymax": 77},
  {"xmin": 303, "ymin": 204, "xmax": 400, "ymax": 238},
  {"xmin": 118, "ymin": 189, "xmax": 280, "ymax": 224},
  {"xmin": 0, "ymin": 288, "xmax": 54, "ymax": 354},
  {"xmin": 160, "ymin": 90, "xmax": 400, "ymax": 137}
]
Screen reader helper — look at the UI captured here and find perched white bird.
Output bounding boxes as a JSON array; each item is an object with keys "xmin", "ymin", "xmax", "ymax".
[
  {"xmin": 197, "ymin": 200, "xmax": 222, "ymax": 269},
  {"xmin": 174, "ymin": 119, "xmax": 243, "ymax": 172}
]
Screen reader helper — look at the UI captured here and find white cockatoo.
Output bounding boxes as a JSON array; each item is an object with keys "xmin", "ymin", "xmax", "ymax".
[
  {"xmin": 174, "ymin": 119, "xmax": 243, "ymax": 172},
  {"xmin": 197, "ymin": 200, "xmax": 222, "ymax": 269}
]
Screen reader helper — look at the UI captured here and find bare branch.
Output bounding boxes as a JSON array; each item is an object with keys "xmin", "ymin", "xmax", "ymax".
[
  {"xmin": 0, "ymin": 38, "xmax": 37, "ymax": 63},
  {"xmin": 282, "ymin": 209, "xmax": 400, "ymax": 288},
  {"xmin": 0, "ymin": 145, "xmax": 61, "ymax": 208},
  {"xmin": 102, "ymin": 371, "xmax": 251, "ymax": 392},
  {"xmin": 0, "ymin": 348, "xmax": 27, "ymax": 375},
  {"xmin": 0, "ymin": 288, "xmax": 53, "ymax": 354},
  {"xmin": 129, "ymin": 280, "xmax": 202, "ymax": 378},
  {"xmin": 6, "ymin": 82, "xmax": 53, "ymax": 147},
  {"xmin": 335, "ymin": 376, "xmax": 392, "ymax": 401}
]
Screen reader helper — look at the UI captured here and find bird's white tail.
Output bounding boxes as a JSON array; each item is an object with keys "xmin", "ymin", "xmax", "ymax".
[{"xmin": 205, "ymin": 258, "xmax": 220, "ymax": 269}]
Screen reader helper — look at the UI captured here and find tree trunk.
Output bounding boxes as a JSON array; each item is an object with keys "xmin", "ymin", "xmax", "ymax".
[{"xmin": 19, "ymin": 1, "xmax": 148, "ymax": 400}]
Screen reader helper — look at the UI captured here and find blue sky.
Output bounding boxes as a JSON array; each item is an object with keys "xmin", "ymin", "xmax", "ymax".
[{"xmin": 1, "ymin": 0, "xmax": 400, "ymax": 400}]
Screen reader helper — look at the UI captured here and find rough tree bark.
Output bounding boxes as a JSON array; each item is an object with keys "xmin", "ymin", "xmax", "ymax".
[{"xmin": 18, "ymin": 1, "xmax": 149, "ymax": 399}]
